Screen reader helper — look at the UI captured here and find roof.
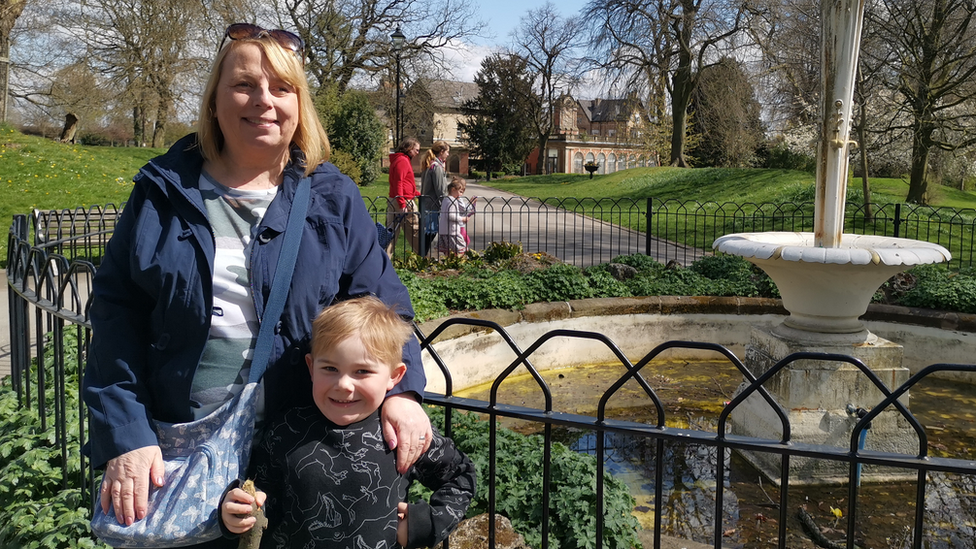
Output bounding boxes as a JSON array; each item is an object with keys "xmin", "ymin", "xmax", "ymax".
[
  {"xmin": 419, "ymin": 79, "xmax": 479, "ymax": 110},
  {"xmin": 578, "ymin": 98, "xmax": 635, "ymax": 123}
]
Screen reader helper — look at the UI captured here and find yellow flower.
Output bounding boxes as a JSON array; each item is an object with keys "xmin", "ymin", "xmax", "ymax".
[{"xmin": 830, "ymin": 507, "xmax": 843, "ymax": 519}]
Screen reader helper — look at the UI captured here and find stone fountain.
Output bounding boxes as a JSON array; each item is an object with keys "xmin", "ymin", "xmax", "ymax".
[{"xmin": 713, "ymin": 0, "xmax": 950, "ymax": 484}]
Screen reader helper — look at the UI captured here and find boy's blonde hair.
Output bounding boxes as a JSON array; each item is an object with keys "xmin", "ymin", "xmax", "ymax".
[{"xmin": 310, "ymin": 296, "xmax": 413, "ymax": 368}]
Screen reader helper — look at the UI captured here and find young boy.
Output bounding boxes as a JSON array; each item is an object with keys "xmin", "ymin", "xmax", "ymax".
[{"xmin": 221, "ymin": 296, "xmax": 476, "ymax": 549}]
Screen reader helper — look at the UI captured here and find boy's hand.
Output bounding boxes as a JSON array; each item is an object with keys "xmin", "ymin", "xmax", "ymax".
[
  {"xmin": 396, "ymin": 501, "xmax": 409, "ymax": 546},
  {"xmin": 221, "ymin": 487, "xmax": 267, "ymax": 535}
]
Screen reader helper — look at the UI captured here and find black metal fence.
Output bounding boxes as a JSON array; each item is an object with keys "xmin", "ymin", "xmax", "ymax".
[
  {"xmin": 366, "ymin": 196, "xmax": 976, "ymax": 270},
  {"xmin": 6, "ymin": 199, "xmax": 976, "ymax": 548}
]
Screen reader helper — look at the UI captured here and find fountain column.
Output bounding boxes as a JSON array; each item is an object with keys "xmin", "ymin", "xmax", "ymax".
[{"xmin": 713, "ymin": 0, "xmax": 951, "ymax": 484}]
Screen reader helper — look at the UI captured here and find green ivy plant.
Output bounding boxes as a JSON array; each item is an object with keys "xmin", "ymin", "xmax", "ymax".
[
  {"xmin": 0, "ymin": 335, "xmax": 110, "ymax": 549},
  {"xmin": 413, "ymin": 406, "xmax": 643, "ymax": 549}
]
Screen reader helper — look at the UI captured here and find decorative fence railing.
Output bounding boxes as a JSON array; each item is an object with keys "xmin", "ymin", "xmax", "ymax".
[
  {"xmin": 6, "ymin": 199, "xmax": 976, "ymax": 548},
  {"xmin": 9, "ymin": 197, "xmax": 976, "ymax": 270},
  {"xmin": 365, "ymin": 196, "xmax": 976, "ymax": 270}
]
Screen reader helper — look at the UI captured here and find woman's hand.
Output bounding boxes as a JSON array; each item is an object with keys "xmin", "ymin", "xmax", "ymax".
[
  {"xmin": 381, "ymin": 393, "xmax": 433, "ymax": 473},
  {"xmin": 100, "ymin": 446, "xmax": 166, "ymax": 525},
  {"xmin": 221, "ymin": 487, "xmax": 267, "ymax": 535}
]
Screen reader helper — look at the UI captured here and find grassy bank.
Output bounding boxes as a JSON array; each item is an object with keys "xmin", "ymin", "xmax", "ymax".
[
  {"xmin": 480, "ymin": 167, "xmax": 976, "ymax": 210},
  {"xmin": 5, "ymin": 124, "xmax": 976, "ymax": 264}
]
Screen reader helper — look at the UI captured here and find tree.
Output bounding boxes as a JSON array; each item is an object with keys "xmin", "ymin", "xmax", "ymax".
[
  {"xmin": 0, "ymin": 0, "xmax": 27, "ymax": 121},
  {"xmin": 69, "ymin": 0, "xmax": 215, "ymax": 146},
  {"xmin": 868, "ymin": 0, "xmax": 976, "ymax": 204},
  {"xmin": 459, "ymin": 53, "xmax": 536, "ymax": 177},
  {"xmin": 317, "ymin": 87, "xmax": 386, "ymax": 185},
  {"xmin": 585, "ymin": 0, "xmax": 745, "ymax": 167},
  {"xmin": 688, "ymin": 57, "xmax": 765, "ymax": 167},
  {"xmin": 274, "ymin": 0, "xmax": 484, "ymax": 93},
  {"xmin": 743, "ymin": 0, "xmax": 821, "ymax": 132},
  {"xmin": 48, "ymin": 61, "xmax": 114, "ymax": 135},
  {"xmin": 513, "ymin": 2, "xmax": 583, "ymax": 175}
]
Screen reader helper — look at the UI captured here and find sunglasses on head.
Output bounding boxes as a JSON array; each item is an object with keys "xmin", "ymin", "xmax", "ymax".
[{"xmin": 219, "ymin": 23, "xmax": 305, "ymax": 64}]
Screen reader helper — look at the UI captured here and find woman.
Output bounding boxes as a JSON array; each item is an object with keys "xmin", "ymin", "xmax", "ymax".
[
  {"xmin": 386, "ymin": 137, "xmax": 421, "ymax": 255},
  {"xmin": 83, "ymin": 24, "xmax": 432, "ymax": 547},
  {"xmin": 419, "ymin": 140, "xmax": 450, "ymax": 254}
]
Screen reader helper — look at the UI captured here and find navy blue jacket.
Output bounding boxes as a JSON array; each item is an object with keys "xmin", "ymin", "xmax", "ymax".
[{"xmin": 83, "ymin": 134, "xmax": 424, "ymax": 469}]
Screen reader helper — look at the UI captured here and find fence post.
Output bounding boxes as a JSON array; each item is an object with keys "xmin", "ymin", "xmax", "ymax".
[
  {"xmin": 894, "ymin": 203, "xmax": 902, "ymax": 238},
  {"xmin": 418, "ymin": 199, "xmax": 427, "ymax": 257},
  {"xmin": 645, "ymin": 197, "xmax": 653, "ymax": 257}
]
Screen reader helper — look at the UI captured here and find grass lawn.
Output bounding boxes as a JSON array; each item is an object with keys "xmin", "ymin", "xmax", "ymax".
[
  {"xmin": 480, "ymin": 167, "xmax": 976, "ymax": 210},
  {"xmin": 5, "ymin": 123, "xmax": 976, "ymax": 265}
]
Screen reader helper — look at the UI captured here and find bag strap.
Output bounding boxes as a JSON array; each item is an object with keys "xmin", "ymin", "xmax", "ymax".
[{"xmin": 249, "ymin": 176, "xmax": 311, "ymax": 384}]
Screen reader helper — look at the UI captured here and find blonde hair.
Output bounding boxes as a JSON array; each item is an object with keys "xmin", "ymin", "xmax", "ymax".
[
  {"xmin": 197, "ymin": 37, "xmax": 330, "ymax": 176},
  {"xmin": 421, "ymin": 140, "xmax": 450, "ymax": 171},
  {"xmin": 310, "ymin": 296, "xmax": 413, "ymax": 369},
  {"xmin": 448, "ymin": 175, "xmax": 465, "ymax": 192}
]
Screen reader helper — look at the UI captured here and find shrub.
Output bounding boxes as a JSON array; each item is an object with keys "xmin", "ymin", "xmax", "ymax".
[
  {"xmin": 690, "ymin": 254, "xmax": 752, "ymax": 280},
  {"xmin": 609, "ymin": 253, "xmax": 665, "ymax": 272},
  {"xmin": 763, "ymin": 141, "xmax": 816, "ymax": 172},
  {"xmin": 444, "ymin": 270, "xmax": 535, "ymax": 311},
  {"xmin": 583, "ymin": 267, "xmax": 634, "ymax": 298},
  {"xmin": 0, "ymin": 335, "xmax": 110, "ymax": 548},
  {"xmin": 625, "ymin": 267, "xmax": 714, "ymax": 297},
  {"xmin": 525, "ymin": 263, "xmax": 594, "ymax": 302},
  {"xmin": 482, "ymin": 241, "xmax": 524, "ymax": 263},
  {"xmin": 899, "ymin": 264, "xmax": 976, "ymax": 313},
  {"xmin": 690, "ymin": 254, "xmax": 762, "ymax": 297},
  {"xmin": 329, "ymin": 149, "xmax": 363, "ymax": 184},
  {"xmin": 397, "ymin": 270, "xmax": 450, "ymax": 321},
  {"xmin": 415, "ymin": 407, "xmax": 643, "ymax": 549}
]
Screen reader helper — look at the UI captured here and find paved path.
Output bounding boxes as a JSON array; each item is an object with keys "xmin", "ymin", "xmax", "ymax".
[{"xmin": 462, "ymin": 182, "xmax": 703, "ymax": 267}]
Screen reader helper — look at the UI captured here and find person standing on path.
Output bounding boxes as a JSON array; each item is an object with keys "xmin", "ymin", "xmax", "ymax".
[
  {"xmin": 419, "ymin": 140, "xmax": 450, "ymax": 255},
  {"xmin": 387, "ymin": 138, "xmax": 422, "ymax": 256}
]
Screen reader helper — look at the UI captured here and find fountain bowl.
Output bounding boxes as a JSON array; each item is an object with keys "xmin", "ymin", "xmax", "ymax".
[{"xmin": 713, "ymin": 232, "xmax": 951, "ymax": 341}]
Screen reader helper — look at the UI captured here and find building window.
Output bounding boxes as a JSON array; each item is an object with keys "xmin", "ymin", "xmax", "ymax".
[
  {"xmin": 590, "ymin": 129, "xmax": 600, "ymax": 136},
  {"xmin": 573, "ymin": 152, "xmax": 584, "ymax": 174},
  {"xmin": 608, "ymin": 153, "xmax": 617, "ymax": 173},
  {"xmin": 597, "ymin": 153, "xmax": 606, "ymax": 174},
  {"xmin": 456, "ymin": 126, "xmax": 463, "ymax": 141},
  {"xmin": 607, "ymin": 129, "xmax": 616, "ymax": 138}
]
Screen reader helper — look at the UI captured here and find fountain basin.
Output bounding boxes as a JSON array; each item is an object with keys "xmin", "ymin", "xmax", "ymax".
[{"xmin": 713, "ymin": 232, "xmax": 951, "ymax": 339}]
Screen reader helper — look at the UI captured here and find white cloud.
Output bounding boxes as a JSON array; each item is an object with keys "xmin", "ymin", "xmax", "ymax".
[{"xmin": 438, "ymin": 39, "xmax": 499, "ymax": 83}]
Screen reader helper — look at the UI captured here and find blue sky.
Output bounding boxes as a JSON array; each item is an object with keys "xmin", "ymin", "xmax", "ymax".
[
  {"xmin": 472, "ymin": 0, "xmax": 589, "ymax": 47},
  {"xmin": 444, "ymin": 0, "xmax": 591, "ymax": 82}
]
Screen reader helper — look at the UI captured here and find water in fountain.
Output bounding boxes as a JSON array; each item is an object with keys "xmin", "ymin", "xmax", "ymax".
[{"xmin": 456, "ymin": 361, "xmax": 976, "ymax": 549}]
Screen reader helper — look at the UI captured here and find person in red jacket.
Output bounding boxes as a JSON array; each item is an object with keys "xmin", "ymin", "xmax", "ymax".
[{"xmin": 386, "ymin": 137, "xmax": 421, "ymax": 255}]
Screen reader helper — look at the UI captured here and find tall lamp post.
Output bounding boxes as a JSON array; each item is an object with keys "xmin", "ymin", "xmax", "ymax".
[{"xmin": 390, "ymin": 27, "xmax": 405, "ymax": 147}]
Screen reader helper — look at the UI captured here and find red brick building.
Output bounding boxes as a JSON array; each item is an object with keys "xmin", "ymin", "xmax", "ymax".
[{"xmin": 526, "ymin": 95, "xmax": 658, "ymax": 175}]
